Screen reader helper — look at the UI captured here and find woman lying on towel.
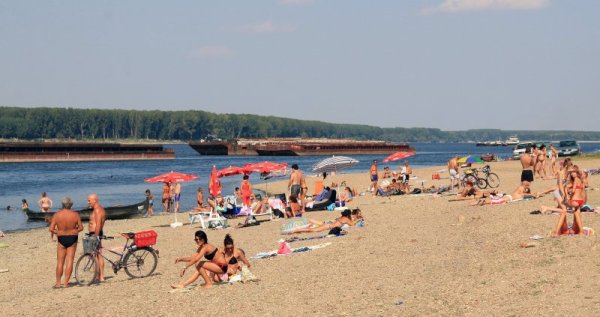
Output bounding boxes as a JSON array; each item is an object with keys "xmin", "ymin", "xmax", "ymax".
[
  {"xmin": 472, "ymin": 181, "xmax": 544, "ymax": 206},
  {"xmin": 172, "ymin": 230, "xmax": 229, "ymax": 289},
  {"xmin": 290, "ymin": 209, "xmax": 355, "ymax": 234}
]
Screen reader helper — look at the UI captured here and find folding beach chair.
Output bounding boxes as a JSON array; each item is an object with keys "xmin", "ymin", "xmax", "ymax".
[{"xmin": 189, "ymin": 209, "xmax": 229, "ymax": 229}]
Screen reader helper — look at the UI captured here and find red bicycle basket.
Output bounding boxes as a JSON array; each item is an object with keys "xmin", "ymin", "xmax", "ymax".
[{"xmin": 134, "ymin": 230, "xmax": 157, "ymax": 247}]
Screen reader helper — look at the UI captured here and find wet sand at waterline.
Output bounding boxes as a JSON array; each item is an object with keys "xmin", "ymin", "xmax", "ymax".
[{"xmin": 1, "ymin": 159, "xmax": 600, "ymax": 316}]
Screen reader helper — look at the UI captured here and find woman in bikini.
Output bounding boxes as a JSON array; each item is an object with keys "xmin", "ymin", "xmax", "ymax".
[
  {"xmin": 535, "ymin": 145, "xmax": 547, "ymax": 179},
  {"xmin": 38, "ymin": 192, "xmax": 53, "ymax": 212},
  {"xmin": 552, "ymin": 166, "xmax": 585, "ymax": 236},
  {"xmin": 291, "ymin": 209, "xmax": 354, "ymax": 234},
  {"xmin": 240, "ymin": 175, "xmax": 252, "ymax": 208},
  {"xmin": 540, "ymin": 158, "xmax": 572, "ymax": 214},
  {"xmin": 220, "ymin": 234, "xmax": 250, "ymax": 277},
  {"xmin": 549, "ymin": 144, "xmax": 559, "ymax": 176},
  {"xmin": 172, "ymin": 230, "xmax": 228, "ymax": 289}
]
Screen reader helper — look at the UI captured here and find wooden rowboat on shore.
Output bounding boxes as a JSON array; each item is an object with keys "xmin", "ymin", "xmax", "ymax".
[{"xmin": 25, "ymin": 200, "xmax": 147, "ymax": 221}]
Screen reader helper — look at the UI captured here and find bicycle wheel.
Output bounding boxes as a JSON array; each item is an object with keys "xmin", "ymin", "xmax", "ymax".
[
  {"xmin": 123, "ymin": 247, "xmax": 158, "ymax": 278},
  {"xmin": 462, "ymin": 174, "xmax": 477, "ymax": 187},
  {"xmin": 475, "ymin": 177, "xmax": 488, "ymax": 189},
  {"xmin": 75, "ymin": 254, "xmax": 98, "ymax": 286},
  {"xmin": 486, "ymin": 173, "xmax": 500, "ymax": 188}
]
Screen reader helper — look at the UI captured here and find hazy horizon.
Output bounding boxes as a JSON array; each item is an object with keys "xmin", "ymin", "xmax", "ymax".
[{"xmin": 1, "ymin": 1, "xmax": 598, "ymax": 130}]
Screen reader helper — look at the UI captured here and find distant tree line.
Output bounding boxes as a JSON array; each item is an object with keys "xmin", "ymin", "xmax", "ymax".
[{"xmin": 1, "ymin": 107, "xmax": 600, "ymax": 142}]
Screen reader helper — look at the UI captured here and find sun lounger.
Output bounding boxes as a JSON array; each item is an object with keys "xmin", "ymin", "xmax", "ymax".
[
  {"xmin": 189, "ymin": 209, "xmax": 228, "ymax": 229},
  {"xmin": 305, "ymin": 190, "xmax": 337, "ymax": 212}
]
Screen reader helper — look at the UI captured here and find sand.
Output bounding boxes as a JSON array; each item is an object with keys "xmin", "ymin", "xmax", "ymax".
[{"xmin": 1, "ymin": 159, "xmax": 600, "ymax": 316}]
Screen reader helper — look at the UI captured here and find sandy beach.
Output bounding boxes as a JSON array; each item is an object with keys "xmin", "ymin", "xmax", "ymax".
[{"xmin": 1, "ymin": 158, "xmax": 600, "ymax": 316}]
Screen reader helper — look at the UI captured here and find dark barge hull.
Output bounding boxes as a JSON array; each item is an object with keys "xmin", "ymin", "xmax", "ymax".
[
  {"xmin": 26, "ymin": 200, "xmax": 147, "ymax": 221},
  {"xmin": 189, "ymin": 138, "xmax": 414, "ymax": 156},
  {"xmin": 0, "ymin": 141, "xmax": 175, "ymax": 162}
]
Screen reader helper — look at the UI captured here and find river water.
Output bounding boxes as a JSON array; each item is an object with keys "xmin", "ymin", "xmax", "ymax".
[{"xmin": 2, "ymin": 142, "xmax": 599, "ymax": 231}]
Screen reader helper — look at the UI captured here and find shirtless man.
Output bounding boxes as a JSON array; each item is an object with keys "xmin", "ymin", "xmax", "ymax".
[
  {"xmin": 88, "ymin": 194, "xmax": 106, "ymax": 282},
  {"xmin": 370, "ymin": 160, "xmax": 378, "ymax": 196},
  {"xmin": 162, "ymin": 182, "xmax": 170, "ymax": 212},
  {"xmin": 447, "ymin": 156, "xmax": 461, "ymax": 192},
  {"xmin": 174, "ymin": 182, "xmax": 182, "ymax": 212},
  {"xmin": 49, "ymin": 197, "xmax": 83, "ymax": 288},
  {"xmin": 288, "ymin": 164, "xmax": 303, "ymax": 199},
  {"xmin": 520, "ymin": 146, "xmax": 535, "ymax": 183}
]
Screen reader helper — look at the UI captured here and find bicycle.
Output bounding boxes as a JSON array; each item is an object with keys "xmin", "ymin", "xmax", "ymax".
[
  {"xmin": 460, "ymin": 165, "xmax": 500, "ymax": 189},
  {"xmin": 478, "ymin": 165, "xmax": 500, "ymax": 189},
  {"xmin": 75, "ymin": 230, "xmax": 159, "ymax": 286}
]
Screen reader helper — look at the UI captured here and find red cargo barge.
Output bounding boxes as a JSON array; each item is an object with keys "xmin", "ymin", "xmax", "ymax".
[{"xmin": 0, "ymin": 141, "xmax": 175, "ymax": 163}]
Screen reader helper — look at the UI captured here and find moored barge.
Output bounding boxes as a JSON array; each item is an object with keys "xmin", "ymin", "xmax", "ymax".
[
  {"xmin": 0, "ymin": 141, "xmax": 175, "ymax": 163},
  {"xmin": 189, "ymin": 138, "xmax": 414, "ymax": 156}
]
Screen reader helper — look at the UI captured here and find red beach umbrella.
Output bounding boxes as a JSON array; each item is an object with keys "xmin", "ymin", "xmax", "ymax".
[
  {"xmin": 217, "ymin": 166, "xmax": 244, "ymax": 178},
  {"xmin": 209, "ymin": 165, "xmax": 221, "ymax": 197},
  {"xmin": 144, "ymin": 171, "xmax": 199, "ymax": 183},
  {"xmin": 243, "ymin": 161, "xmax": 288, "ymax": 174},
  {"xmin": 383, "ymin": 151, "xmax": 415, "ymax": 163}
]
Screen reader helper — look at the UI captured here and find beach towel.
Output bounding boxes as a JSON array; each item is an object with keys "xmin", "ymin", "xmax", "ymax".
[
  {"xmin": 280, "ymin": 218, "xmax": 309, "ymax": 234},
  {"xmin": 169, "ymin": 266, "xmax": 258, "ymax": 293},
  {"xmin": 251, "ymin": 242, "xmax": 331, "ymax": 259},
  {"xmin": 285, "ymin": 232, "xmax": 347, "ymax": 243}
]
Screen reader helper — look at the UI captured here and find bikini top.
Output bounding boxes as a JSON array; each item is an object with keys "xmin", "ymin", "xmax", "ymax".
[
  {"xmin": 204, "ymin": 247, "xmax": 218, "ymax": 261},
  {"xmin": 574, "ymin": 185, "xmax": 584, "ymax": 190},
  {"xmin": 228, "ymin": 257, "xmax": 238, "ymax": 265}
]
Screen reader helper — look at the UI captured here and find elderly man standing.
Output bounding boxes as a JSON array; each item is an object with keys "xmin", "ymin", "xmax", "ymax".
[
  {"xmin": 49, "ymin": 197, "xmax": 83, "ymax": 288},
  {"xmin": 88, "ymin": 193, "xmax": 106, "ymax": 282}
]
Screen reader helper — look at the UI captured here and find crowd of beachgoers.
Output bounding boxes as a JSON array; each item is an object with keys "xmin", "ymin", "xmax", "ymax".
[{"xmin": 1, "ymin": 145, "xmax": 599, "ymax": 315}]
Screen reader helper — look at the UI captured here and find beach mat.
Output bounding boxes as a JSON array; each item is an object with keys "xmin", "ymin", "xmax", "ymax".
[{"xmin": 251, "ymin": 242, "xmax": 331, "ymax": 259}]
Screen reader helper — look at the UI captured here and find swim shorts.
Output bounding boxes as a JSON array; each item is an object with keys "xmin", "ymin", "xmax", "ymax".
[
  {"xmin": 401, "ymin": 174, "xmax": 410, "ymax": 184},
  {"xmin": 290, "ymin": 184, "xmax": 301, "ymax": 197},
  {"xmin": 175, "ymin": 194, "xmax": 181, "ymax": 202},
  {"xmin": 521, "ymin": 170, "xmax": 534, "ymax": 182},
  {"xmin": 370, "ymin": 174, "xmax": 378, "ymax": 182},
  {"xmin": 449, "ymin": 169, "xmax": 460, "ymax": 179}
]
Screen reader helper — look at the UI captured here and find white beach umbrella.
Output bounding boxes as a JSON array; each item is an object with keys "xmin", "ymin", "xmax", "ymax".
[
  {"xmin": 312, "ymin": 156, "xmax": 359, "ymax": 174},
  {"xmin": 312, "ymin": 156, "xmax": 359, "ymax": 202}
]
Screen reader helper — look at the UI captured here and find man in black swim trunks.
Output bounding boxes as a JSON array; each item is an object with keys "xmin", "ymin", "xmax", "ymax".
[
  {"xmin": 49, "ymin": 197, "xmax": 83, "ymax": 288},
  {"xmin": 520, "ymin": 146, "xmax": 535, "ymax": 183}
]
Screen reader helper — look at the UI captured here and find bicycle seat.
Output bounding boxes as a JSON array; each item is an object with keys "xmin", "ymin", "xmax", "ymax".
[{"xmin": 122, "ymin": 232, "xmax": 135, "ymax": 239}]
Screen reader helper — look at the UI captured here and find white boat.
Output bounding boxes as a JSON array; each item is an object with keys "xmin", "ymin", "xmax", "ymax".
[{"xmin": 505, "ymin": 136, "xmax": 519, "ymax": 146}]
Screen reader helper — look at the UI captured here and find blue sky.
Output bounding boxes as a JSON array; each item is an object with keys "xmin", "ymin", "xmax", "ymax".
[{"xmin": 1, "ymin": 0, "xmax": 598, "ymax": 130}]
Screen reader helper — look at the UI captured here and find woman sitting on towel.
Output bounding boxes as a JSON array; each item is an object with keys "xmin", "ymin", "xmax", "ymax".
[
  {"xmin": 172, "ymin": 230, "xmax": 228, "ymax": 289},
  {"xmin": 290, "ymin": 209, "xmax": 354, "ymax": 234},
  {"xmin": 339, "ymin": 187, "xmax": 354, "ymax": 203},
  {"xmin": 220, "ymin": 234, "xmax": 250, "ymax": 276}
]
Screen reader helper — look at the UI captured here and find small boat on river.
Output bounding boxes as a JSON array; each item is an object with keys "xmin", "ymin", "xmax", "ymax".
[{"xmin": 26, "ymin": 200, "xmax": 147, "ymax": 221}]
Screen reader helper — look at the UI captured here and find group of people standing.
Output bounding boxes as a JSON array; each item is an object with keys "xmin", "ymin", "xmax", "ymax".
[
  {"xmin": 49, "ymin": 194, "xmax": 106, "ymax": 288},
  {"xmin": 160, "ymin": 181, "xmax": 182, "ymax": 213}
]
